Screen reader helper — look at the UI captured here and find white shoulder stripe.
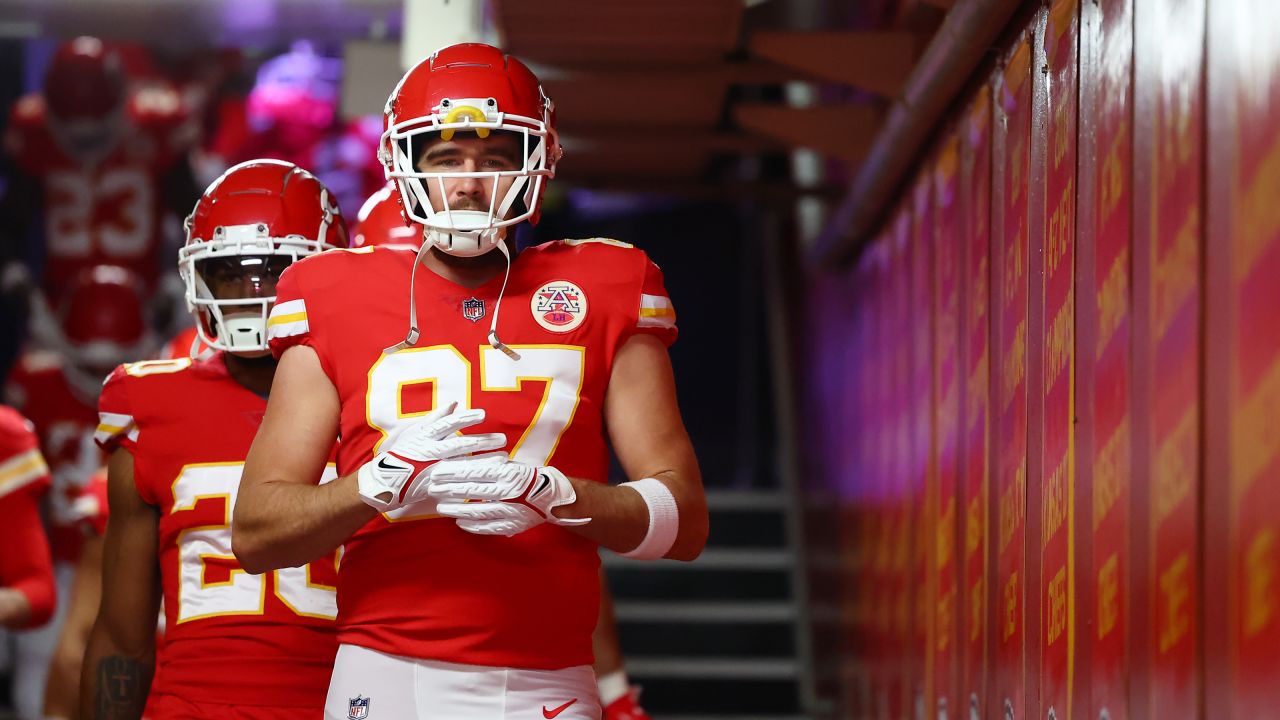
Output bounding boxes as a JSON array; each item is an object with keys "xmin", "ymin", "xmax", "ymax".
[
  {"xmin": 270, "ymin": 298, "xmax": 306, "ymax": 318},
  {"xmin": 638, "ymin": 315, "xmax": 677, "ymax": 330},
  {"xmin": 638, "ymin": 293, "xmax": 676, "ymax": 330},
  {"xmin": 96, "ymin": 411, "xmax": 137, "ymax": 446},
  {"xmin": 640, "ymin": 293, "xmax": 674, "ymax": 311},
  {"xmin": 267, "ymin": 319, "xmax": 310, "ymax": 340}
]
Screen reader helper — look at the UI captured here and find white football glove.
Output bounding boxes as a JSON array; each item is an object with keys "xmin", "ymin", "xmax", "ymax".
[
  {"xmin": 356, "ymin": 403, "xmax": 507, "ymax": 512},
  {"xmin": 429, "ymin": 461, "xmax": 590, "ymax": 536}
]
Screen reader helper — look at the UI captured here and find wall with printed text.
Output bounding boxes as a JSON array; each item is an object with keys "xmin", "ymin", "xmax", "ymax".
[{"xmin": 802, "ymin": 0, "xmax": 1280, "ymax": 717}]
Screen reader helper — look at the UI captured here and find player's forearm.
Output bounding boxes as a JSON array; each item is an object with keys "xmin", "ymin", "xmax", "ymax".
[
  {"xmin": 233, "ymin": 473, "xmax": 376, "ymax": 574},
  {"xmin": 45, "ymin": 642, "xmax": 85, "ymax": 720},
  {"xmin": 80, "ymin": 623, "xmax": 154, "ymax": 720},
  {"xmin": 47, "ymin": 538, "xmax": 102, "ymax": 719},
  {"xmin": 560, "ymin": 471, "xmax": 709, "ymax": 561}
]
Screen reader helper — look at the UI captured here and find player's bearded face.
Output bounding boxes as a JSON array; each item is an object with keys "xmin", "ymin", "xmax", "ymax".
[{"xmin": 415, "ymin": 132, "xmax": 523, "ymax": 215}]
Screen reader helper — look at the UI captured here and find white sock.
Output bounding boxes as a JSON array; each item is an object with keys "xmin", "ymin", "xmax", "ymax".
[{"xmin": 597, "ymin": 668, "xmax": 630, "ymax": 705}]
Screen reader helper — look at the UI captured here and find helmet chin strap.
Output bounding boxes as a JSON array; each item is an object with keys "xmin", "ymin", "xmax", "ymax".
[
  {"xmin": 384, "ymin": 233, "xmax": 520, "ymax": 361},
  {"xmin": 486, "ymin": 241, "xmax": 520, "ymax": 361}
]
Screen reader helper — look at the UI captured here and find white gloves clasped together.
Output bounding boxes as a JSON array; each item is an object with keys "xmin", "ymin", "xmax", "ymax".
[{"xmin": 355, "ymin": 403, "xmax": 590, "ymax": 536}]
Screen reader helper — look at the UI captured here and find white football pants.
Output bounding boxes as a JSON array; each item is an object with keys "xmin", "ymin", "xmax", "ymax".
[{"xmin": 324, "ymin": 644, "xmax": 602, "ymax": 720}]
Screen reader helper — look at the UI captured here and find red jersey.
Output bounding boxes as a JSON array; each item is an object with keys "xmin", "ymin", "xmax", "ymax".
[
  {"xmin": 0, "ymin": 406, "xmax": 51, "ymax": 502},
  {"xmin": 4, "ymin": 351, "xmax": 105, "ymax": 561},
  {"xmin": 96, "ymin": 355, "xmax": 338, "ymax": 709},
  {"xmin": 267, "ymin": 239, "xmax": 678, "ymax": 669},
  {"xmin": 0, "ymin": 407, "xmax": 56, "ymax": 628},
  {"xmin": 4, "ymin": 86, "xmax": 192, "ymax": 300}
]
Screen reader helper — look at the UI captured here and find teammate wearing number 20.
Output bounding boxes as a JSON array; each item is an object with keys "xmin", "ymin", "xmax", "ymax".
[
  {"xmin": 82, "ymin": 160, "xmax": 347, "ymax": 718},
  {"xmin": 235, "ymin": 43, "xmax": 708, "ymax": 719}
]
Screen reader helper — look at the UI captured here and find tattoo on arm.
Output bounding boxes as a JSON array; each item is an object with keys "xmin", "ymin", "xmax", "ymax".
[{"xmin": 94, "ymin": 656, "xmax": 152, "ymax": 720}]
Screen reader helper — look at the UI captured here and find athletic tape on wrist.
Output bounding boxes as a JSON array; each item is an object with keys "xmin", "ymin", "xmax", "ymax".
[{"xmin": 619, "ymin": 477, "xmax": 679, "ymax": 560}]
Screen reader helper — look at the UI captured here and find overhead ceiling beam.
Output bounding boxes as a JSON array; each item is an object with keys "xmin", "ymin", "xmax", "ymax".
[
  {"xmin": 538, "ymin": 61, "xmax": 811, "ymax": 88},
  {"xmin": 560, "ymin": 130, "xmax": 787, "ymax": 156},
  {"xmin": 557, "ymin": 179, "xmax": 844, "ymax": 203},
  {"xmin": 732, "ymin": 104, "xmax": 881, "ymax": 164},
  {"xmin": 748, "ymin": 31, "xmax": 917, "ymax": 97},
  {"xmin": 813, "ymin": 0, "xmax": 1024, "ymax": 268}
]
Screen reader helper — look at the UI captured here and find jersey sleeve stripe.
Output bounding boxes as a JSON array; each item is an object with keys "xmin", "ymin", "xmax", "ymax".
[
  {"xmin": 267, "ymin": 317, "xmax": 310, "ymax": 339},
  {"xmin": 267, "ymin": 311, "xmax": 308, "ymax": 327},
  {"xmin": 638, "ymin": 293, "xmax": 676, "ymax": 329},
  {"xmin": 268, "ymin": 299, "xmax": 307, "ymax": 322},
  {"xmin": 638, "ymin": 314, "xmax": 677, "ymax": 329},
  {"xmin": 95, "ymin": 411, "xmax": 136, "ymax": 445},
  {"xmin": 0, "ymin": 449, "xmax": 48, "ymax": 497},
  {"xmin": 640, "ymin": 293, "xmax": 673, "ymax": 311},
  {"xmin": 268, "ymin": 299, "xmax": 309, "ymax": 337}
]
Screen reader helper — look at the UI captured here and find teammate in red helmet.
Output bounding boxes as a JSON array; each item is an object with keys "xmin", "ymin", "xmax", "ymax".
[
  {"xmin": 350, "ymin": 182, "xmax": 423, "ymax": 250},
  {"xmin": 2, "ymin": 264, "xmax": 148, "ymax": 718},
  {"xmin": 81, "ymin": 160, "xmax": 346, "ymax": 718}
]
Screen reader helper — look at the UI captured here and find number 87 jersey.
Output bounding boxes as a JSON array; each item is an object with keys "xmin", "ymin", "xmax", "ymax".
[
  {"xmin": 96, "ymin": 355, "xmax": 339, "ymax": 711},
  {"xmin": 267, "ymin": 238, "xmax": 678, "ymax": 670}
]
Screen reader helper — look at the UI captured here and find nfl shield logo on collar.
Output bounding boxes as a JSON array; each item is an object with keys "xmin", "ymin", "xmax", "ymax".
[
  {"xmin": 462, "ymin": 297, "xmax": 486, "ymax": 322},
  {"xmin": 348, "ymin": 695, "xmax": 370, "ymax": 719}
]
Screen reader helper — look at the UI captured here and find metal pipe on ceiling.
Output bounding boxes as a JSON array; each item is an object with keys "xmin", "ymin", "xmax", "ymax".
[{"xmin": 811, "ymin": 0, "xmax": 1025, "ymax": 268}]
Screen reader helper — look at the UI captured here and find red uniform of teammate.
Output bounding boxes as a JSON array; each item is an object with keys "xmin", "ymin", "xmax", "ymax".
[
  {"xmin": 95, "ymin": 354, "xmax": 340, "ymax": 715},
  {"xmin": 0, "ymin": 407, "xmax": 56, "ymax": 631},
  {"xmin": 1, "ymin": 266, "xmax": 140, "ymax": 718},
  {"xmin": 1, "ymin": 37, "xmax": 198, "ymax": 303},
  {"xmin": 5, "ymin": 265, "xmax": 151, "ymax": 562},
  {"xmin": 81, "ymin": 159, "xmax": 346, "ymax": 719}
]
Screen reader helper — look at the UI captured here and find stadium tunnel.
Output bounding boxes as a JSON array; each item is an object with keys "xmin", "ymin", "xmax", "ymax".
[{"xmin": 1, "ymin": 0, "xmax": 1278, "ymax": 718}]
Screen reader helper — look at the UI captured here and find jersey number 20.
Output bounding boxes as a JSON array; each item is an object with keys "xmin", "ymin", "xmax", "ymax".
[{"xmin": 172, "ymin": 462, "xmax": 338, "ymax": 623}]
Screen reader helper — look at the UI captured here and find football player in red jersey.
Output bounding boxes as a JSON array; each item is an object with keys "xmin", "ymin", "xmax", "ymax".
[
  {"xmin": 81, "ymin": 160, "xmax": 347, "ymax": 719},
  {"xmin": 5, "ymin": 265, "xmax": 152, "ymax": 547},
  {"xmin": 235, "ymin": 43, "xmax": 707, "ymax": 719},
  {"xmin": 0, "ymin": 407, "xmax": 56, "ymax": 631},
  {"xmin": 352, "ymin": 180, "xmax": 655, "ymax": 719},
  {"xmin": 0, "ymin": 36, "xmax": 199, "ymax": 309},
  {"xmin": 3, "ymin": 265, "xmax": 148, "ymax": 719}
]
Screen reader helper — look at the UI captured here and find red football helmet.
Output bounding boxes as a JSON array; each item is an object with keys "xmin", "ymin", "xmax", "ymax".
[
  {"xmin": 55, "ymin": 265, "xmax": 153, "ymax": 400},
  {"xmin": 43, "ymin": 37, "xmax": 128, "ymax": 162},
  {"xmin": 181, "ymin": 159, "xmax": 347, "ymax": 355},
  {"xmin": 352, "ymin": 182, "xmax": 423, "ymax": 250},
  {"xmin": 380, "ymin": 43, "xmax": 560, "ymax": 257}
]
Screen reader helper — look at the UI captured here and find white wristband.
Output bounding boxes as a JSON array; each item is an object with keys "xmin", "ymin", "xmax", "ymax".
[{"xmin": 619, "ymin": 477, "xmax": 679, "ymax": 560}]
